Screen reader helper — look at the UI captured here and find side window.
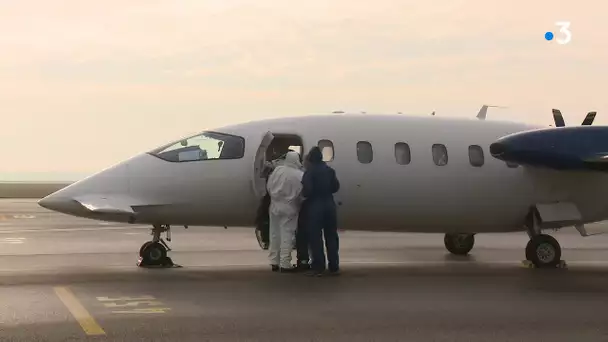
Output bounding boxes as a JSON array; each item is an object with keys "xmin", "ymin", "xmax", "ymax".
[
  {"xmin": 318, "ymin": 139, "xmax": 334, "ymax": 162},
  {"xmin": 468, "ymin": 145, "xmax": 484, "ymax": 167},
  {"xmin": 357, "ymin": 141, "xmax": 373, "ymax": 164},
  {"xmin": 506, "ymin": 161, "xmax": 519, "ymax": 168},
  {"xmin": 395, "ymin": 142, "xmax": 411, "ymax": 165},
  {"xmin": 432, "ymin": 144, "xmax": 448, "ymax": 166}
]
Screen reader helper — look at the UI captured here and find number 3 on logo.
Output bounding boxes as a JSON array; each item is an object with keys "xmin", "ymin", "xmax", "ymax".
[{"xmin": 555, "ymin": 22, "xmax": 571, "ymax": 45}]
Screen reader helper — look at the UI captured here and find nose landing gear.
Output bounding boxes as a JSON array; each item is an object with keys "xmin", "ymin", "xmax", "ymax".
[{"xmin": 137, "ymin": 224, "xmax": 178, "ymax": 268}]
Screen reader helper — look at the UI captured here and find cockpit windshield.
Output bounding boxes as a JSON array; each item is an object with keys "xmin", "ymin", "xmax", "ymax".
[{"xmin": 149, "ymin": 131, "xmax": 245, "ymax": 162}]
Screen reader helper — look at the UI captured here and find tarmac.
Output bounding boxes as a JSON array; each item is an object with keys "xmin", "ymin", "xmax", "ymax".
[{"xmin": 2, "ymin": 199, "xmax": 608, "ymax": 341}]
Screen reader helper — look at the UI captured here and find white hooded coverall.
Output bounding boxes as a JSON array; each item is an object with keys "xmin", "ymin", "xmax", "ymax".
[{"xmin": 266, "ymin": 151, "xmax": 304, "ymax": 269}]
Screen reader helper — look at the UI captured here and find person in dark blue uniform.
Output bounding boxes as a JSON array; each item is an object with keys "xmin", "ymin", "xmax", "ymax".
[
  {"xmin": 295, "ymin": 199, "xmax": 310, "ymax": 270},
  {"xmin": 301, "ymin": 146, "xmax": 340, "ymax": 276}
]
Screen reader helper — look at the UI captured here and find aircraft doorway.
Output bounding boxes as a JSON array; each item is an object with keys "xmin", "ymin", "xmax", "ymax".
[
  {"xmin": 255, "ymin": 133, "xmax": 304, "ymax": 250},
  {"xmin": 265, "ymin": 134, "xmax": 304, "ymax": 162}
]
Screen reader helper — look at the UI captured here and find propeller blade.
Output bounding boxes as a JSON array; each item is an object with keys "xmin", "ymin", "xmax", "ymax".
[
  {"xmin": 552, "ymin": 109, "xmax": 566, "ymax": 127},
  {"xmin": 581, "ymin": 111, "xmax": 596, "ymax": 125}
]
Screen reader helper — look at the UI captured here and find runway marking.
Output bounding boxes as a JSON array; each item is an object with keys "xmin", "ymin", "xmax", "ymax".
[
  {"xmin": 96, "ymin": 295, "xmax": 171, "ymax": 314},
  {"xmin": 111, "ymin": 308, "xmax": 172, "ymax": 314},
  {"xmin": 12, "ymin": 214, "xmax": 35, "ymax": 219},
  {"xmin": 0, "ymin": 237, "xmax": 25, "ymax": 244},
  {"xmin": 54, "ymin": 286, "xmax": 106, "ymax": 336}
]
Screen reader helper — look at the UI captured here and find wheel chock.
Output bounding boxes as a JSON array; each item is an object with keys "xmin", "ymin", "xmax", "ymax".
[
  {"xmin": 136, "ymin": 256, "xmax": 182, "ymax": 268},
  {"xmin": 521, "ymin": 260, "xmax": 535, "ymax": 269},
  {"xmin": 520, "ymin": 260, "xmax": 568, "ymax": 269}
]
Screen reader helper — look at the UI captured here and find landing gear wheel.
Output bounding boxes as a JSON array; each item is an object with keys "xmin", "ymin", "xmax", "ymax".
[
  {"xmin": 444, "ymin": 233, "xmax": 475, "ymax": 255},
  {"xmin": 525, "ymin": 234, "xmax": 561, "ymax": 268},
  {"xmin": 139, "ymin": 241, "xmax": 168, "ymax": 266},
  {"xmin": 139, "ymin": 241, "xmax": 154, "ymax": 257}
]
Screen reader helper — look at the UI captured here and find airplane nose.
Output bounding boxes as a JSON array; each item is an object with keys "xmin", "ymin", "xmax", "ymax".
[
  {"xmin": 37, "ymin": 197, "xmax": 50, "ymax": 210},
  {"xmin": 38, "ymin": 194, "xmax": 80, "ymax": 214},
  {"xmin": 38, "ymin": 195, "xmax": 64, "ymax": 211}
]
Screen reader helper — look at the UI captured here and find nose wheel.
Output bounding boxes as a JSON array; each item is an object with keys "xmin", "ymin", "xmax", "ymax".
[
  {"xmin": 137, "ymin": 224, "xmax": 176, "ymax": 268},
  {"xmin": 139, "ymin": 241, "xmax": 168, "ymax": 265}
]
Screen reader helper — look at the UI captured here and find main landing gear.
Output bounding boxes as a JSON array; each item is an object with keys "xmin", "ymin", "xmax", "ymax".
[
  {"xmin": 524, "ymin": 234, "xmax": 562, "ymax": 268},
  {"xmin": 524, "ymin": 209, "xmax": 564, "ymax": 268},
  {"xmin": 137, "ymin": 224, "xmax": 178, "ymax": 268},
  {"xmin": 444, "ymin": 233, "xmax": 475, "ymax": 255},
  {"xmin": 443, "ymin": 208, "xmax": 566, "ymax": 269}
]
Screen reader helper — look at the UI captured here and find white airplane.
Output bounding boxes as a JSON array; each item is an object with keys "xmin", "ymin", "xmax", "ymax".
[{"xmin": 38, "ymin": 109, "xmax": 606, "ymax": 269}]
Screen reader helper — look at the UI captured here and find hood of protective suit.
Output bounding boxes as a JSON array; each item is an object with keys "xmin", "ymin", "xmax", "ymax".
[
  {"xmin": 265, "ymin": 151, "xmax": 303, "ymax": 172},
  {"xmin": 283, "ymin": 151, "xmax": 303, "ymax": 169},
  {"xmin": 266, "ymin": 151, "xmax": 304, "ymax": 217}
]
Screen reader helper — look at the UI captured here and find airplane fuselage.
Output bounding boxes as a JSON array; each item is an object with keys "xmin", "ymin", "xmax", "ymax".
[{"xmin": 39, "ymin": 114, "xmax": 608, "ymax": 234}]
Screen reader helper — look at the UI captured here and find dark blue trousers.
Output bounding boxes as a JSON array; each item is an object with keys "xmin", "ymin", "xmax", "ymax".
[
  {"xmin": 296, "ymin": 201, "xmax": 309, "ymax": 265},
  {"xmin": 307, "ymin": 198, "xmax": 339, "ymax": 272}
]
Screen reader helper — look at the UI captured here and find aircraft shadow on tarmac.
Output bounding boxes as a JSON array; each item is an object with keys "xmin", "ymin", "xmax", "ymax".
[{"xmin": 442, "ymin": 253, "xmax": 478, "ymax": 262}]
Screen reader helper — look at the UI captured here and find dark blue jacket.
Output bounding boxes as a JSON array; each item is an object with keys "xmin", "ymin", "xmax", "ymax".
[{"xmin": 302, "ymin": 147, "xmax": 340, "ymax": 200}]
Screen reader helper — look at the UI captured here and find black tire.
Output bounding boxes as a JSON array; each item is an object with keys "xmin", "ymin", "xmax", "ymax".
[
  {"xmin": 141, "ymin": 242, "xmax": 167, "ymax": 266},
  {"xmin": 444, "ymin": 233, "xmax": 475, "ymax": 255},
  {"xmin": 525, "ymin": 234, "xmax": 561, "ymax": 268},
  {"xmin": 139, "ymin": 241, "xmax": 154, "ymax": 257}
]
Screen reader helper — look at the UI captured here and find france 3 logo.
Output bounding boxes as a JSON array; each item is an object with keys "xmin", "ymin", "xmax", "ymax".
[{"xmin": 545, "ymin": 22, "xmax": 571, "ymax": 45}]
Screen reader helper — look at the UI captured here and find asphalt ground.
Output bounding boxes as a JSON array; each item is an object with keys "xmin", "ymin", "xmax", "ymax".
[{"xmin": 1, "ymin": 199, "xmax": 608, "ymax": 341}]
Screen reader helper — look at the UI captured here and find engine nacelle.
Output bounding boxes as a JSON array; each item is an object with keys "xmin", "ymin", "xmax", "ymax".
[{"xmin": 489, "ymin": 126, "xmax": 608, "ymax": 172}]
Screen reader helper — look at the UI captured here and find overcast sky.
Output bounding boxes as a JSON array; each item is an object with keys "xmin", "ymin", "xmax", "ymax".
[{"xmin": 1, "ymin": 0, "xmax": 606, "ymax": 177}]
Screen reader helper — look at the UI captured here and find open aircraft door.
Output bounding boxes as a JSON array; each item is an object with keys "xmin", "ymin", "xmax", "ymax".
[{"xmin": 252, "ymin": 131, "xmax": 274, "ymax": 199}]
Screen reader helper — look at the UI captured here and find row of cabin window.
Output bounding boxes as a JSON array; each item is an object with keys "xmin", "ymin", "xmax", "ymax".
[{"xmin": 317, "ymin": 140, "xmax": 519, "ymax": 168}]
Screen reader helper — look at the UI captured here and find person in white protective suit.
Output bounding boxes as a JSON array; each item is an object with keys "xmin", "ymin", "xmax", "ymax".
[{"xmin": 266, "ymin": 151, "xmax": 305, "ymax": 272}]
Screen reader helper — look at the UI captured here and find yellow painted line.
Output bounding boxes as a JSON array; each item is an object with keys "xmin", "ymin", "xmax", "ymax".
[
  {"xmin": 103, "ymin": 300, "xmax": 164, "ymax": 308},
  {"xmin": 112, "ymin": 308, "xmax": 171, "ymax": 314},
  {"xmin": 96, "ymin": 295, "xmax": 156, "ymax": 302},
  {"xmin": 53, "ymin": 286, "xmax": 106, "ymax": 336}
]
